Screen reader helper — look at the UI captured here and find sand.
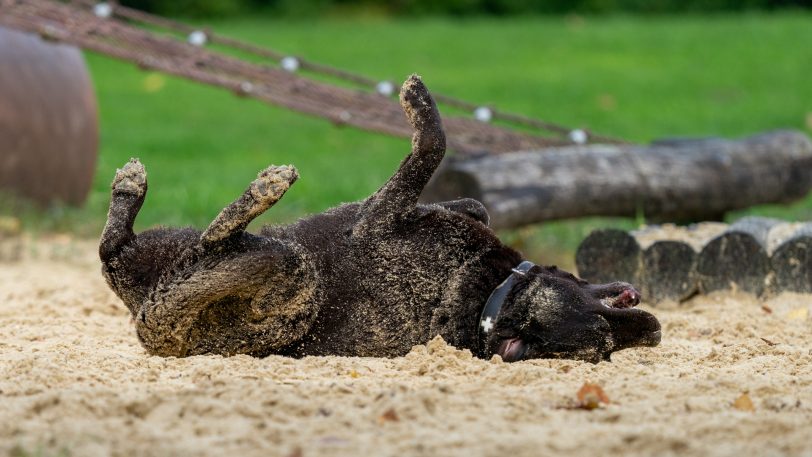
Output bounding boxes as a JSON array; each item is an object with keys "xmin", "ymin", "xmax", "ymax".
[{"xmin": 1, "ymin": 236, "xmax": 811, "ymax": 457}]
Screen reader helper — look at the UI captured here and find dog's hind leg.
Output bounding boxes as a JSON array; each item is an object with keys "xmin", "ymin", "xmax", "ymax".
[
  {"xmin": 200, "ymin": 165, "xmax": 298, "ymax": 248},
  {"xmin": 131, "ymin": 163, "xmax": 316, "ymax": 357},
  {"xmin": 360, "ymin": 75, "xmax": 446, "ymax": 224},
  {"xmin": 100, "ymin": 159, "xmax": 147, "ymax": 264},
  {"xmin": 136, "ymin": 242, "xmax": 319, "ymax": 357}
]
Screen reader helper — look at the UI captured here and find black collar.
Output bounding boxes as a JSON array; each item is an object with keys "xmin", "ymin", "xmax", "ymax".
[{"xmin": 478, "ymin": 260, "xmax": 535, "ymax": 356}]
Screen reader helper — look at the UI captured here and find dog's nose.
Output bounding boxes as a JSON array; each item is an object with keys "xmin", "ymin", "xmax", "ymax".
[{"xmin": 601, "ymin": 308, "xmax": 662, "ymax": 350}]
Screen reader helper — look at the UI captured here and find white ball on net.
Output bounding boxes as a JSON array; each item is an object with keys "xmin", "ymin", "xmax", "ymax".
[
  {"xmin": 281, "ymin": 56, "xmax": 300, "ymax": 72},
  {"xmin": 187, "ymin": 30, "xmax": 208, "ymax": 47},
  {"xmin": 569, "ymin": 129, "xmax": 588, "ymax": 144},
  {"xmin": 474, "ymin": 106, "xmax": 493, "ymax": 123},
  {"xmin": 375, "ymin": 81, "xmax": 395, "ymax": 97},
  {"xmin": 93, "ymin": 2, "xmax": 113, "ymax": 18}
]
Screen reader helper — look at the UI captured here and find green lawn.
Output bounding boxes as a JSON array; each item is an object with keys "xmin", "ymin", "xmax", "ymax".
[{"xmin": 5, "ymin": 12, "xmax": 812, "ymax": 265}]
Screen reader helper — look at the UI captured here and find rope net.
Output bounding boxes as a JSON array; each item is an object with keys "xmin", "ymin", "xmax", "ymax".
[{"xmin": 0, "ymin": 0, "xmax": 628, "ymax": 154}]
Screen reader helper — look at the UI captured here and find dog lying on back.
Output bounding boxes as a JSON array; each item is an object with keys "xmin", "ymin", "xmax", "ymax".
[{"xmin": 100, "ymin": 76, "xmax": 660, "ymax": 363}]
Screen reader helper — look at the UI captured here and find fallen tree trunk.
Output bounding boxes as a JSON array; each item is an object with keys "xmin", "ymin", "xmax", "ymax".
[{"xmin": 422, "ymin": 131, "xmax": 812, "ymax": 229}]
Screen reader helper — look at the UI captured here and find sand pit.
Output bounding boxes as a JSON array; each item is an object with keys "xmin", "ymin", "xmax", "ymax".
[{"xmin": 1, "ymin": 237, "xmax": 811, "ymax": 457}]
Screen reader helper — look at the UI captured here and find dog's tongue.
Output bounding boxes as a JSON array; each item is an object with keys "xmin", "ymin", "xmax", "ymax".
[{"xmin": 497, "ymin": 337, "xmax": 527, "ymax": 362}]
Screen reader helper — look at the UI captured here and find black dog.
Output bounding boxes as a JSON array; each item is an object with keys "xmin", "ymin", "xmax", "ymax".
[{"xmin": 99, "ymin": 76, "xmax": 661, "ymax": 363}]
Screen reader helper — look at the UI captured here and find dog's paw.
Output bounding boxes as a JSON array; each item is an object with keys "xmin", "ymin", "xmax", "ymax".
[
  {"xmin": 399, "ymin": 74, "xmax": 438, "ymax": 130},
  {"xmin": 250, "ymin": 164, "xmax": 298, "ymax": 206},
  {"xmin": 112, "ymin": 159, "xmax": 147, "ymax": 197}
]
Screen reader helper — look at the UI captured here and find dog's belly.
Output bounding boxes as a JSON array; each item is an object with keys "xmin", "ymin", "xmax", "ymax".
[
  {"xmin": 271, "ymin": 202, "xmax": 511, "ymax": 358},
  {"xmin": 280, "ymin": 258, "xmax": 445, "ymax": 358}
]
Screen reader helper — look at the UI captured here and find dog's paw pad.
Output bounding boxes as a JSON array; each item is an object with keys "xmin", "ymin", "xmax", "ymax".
[
  {"xmin": 251, "ymin": 165, "xmax": 298, "ymax": 204},
  {"xmin": 112, "ymin": 159, "xmax": 146, "ymax": 196},
  {"xmin": 399, "ymin": 75, "xmax": 435, "ymax": 128}
]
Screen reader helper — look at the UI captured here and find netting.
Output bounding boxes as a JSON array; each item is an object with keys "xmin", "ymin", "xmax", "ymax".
[{"xmin": 0, "ymin": 0, "xmax": 628, "ymax": 154}]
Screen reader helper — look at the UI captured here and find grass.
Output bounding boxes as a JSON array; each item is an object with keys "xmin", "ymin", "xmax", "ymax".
[{"xmin": 4, "ymin": 12, "xmax": 812, "ymax": 264}]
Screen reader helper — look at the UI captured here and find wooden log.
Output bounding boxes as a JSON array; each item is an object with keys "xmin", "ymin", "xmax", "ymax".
[
  {"xmin": 633, "ymin": 223, "xmax": 726, "ymax": 302},
  {"xmin": 578, "ymin": 218, "xmax": 812, "ymax": 299},
  {"xmin": 640, "ymin": 240, "xmax": 696, "ymax": 302},
  {"xmin": 421, "ymin": 131, "xmax": 812, "ymax": 229},
  {"xmin": 769, "ymin": 222, "xmax": 812, "ymax": 293},
  {"xmin": 577, "ymin": 223, "xmax": 726, "ymax": 303},
  {"xmin": 575, "ymin": 229, "xmax": 641, "ymax": 285},
  {"xmin": 696, "ymin": 217, "xmax": 782, "ymax": 295}
]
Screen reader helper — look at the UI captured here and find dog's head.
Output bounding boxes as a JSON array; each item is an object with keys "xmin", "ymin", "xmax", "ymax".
[{"xmin": 482, "ymin": 264, "xmax": 661, "ymax": 363}]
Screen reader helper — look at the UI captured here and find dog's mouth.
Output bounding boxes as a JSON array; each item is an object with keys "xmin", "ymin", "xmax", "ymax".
[
  {"xmin": 599, "ymin": 287, "xmax": 640, "ymax": 309},
  {"xmin": 495, "ymin": 285, "xmax": 660, "ymax": 363},
  {"xmin": 496, "ymin": 337, "xmax": 528, "ymax": 362},
  {"xmin": 594, "ymin": 285, "xmax": 661, "ymax": 351}
]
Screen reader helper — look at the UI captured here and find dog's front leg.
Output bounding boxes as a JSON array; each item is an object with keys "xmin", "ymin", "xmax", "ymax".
[
  {"xmin": 137, "ymin": 241, "xmax": 319, "ymax": 358},
  {"xmin": 200, "ymin": 164, "xmax": 298, "ymax": 248},
  {"xmin": 359, "ymin": 75, "xmax": 446, "ymax": 226},
  {"xmin": 131, "ymin": 164, "xmax": 317, "ymax": 358}
]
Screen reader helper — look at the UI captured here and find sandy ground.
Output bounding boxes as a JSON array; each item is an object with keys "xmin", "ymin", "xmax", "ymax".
[{"xmin": 1, "ymin": 236, "xmax": 811, "ymax": 457}]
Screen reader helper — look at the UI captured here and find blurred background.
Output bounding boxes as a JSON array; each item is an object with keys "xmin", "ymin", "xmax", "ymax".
[
  {"xmin": 121, "ymin": 0, "xmax": 812, "ymax": 18},
  {"xmin": 2, "ymin": 0, "xmax": 811, "ymax": 267}
]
